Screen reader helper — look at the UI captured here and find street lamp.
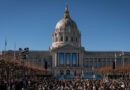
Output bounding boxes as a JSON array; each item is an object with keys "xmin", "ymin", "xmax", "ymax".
[{"xmin": 19, "ymin": 48, "xmax": 29, "ymax": 78}]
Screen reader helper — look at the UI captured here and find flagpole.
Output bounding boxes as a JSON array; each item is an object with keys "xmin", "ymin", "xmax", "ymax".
[
  {"xmin": 115, "ymin": 52, "xmax": 117, "ymax": 67},
  {"xmin": 4, "ymin": 38, "xmax": 7, "ymax": 57},
  {"xmin": 4, "ymin": 38, "xmax": 7, "ymax": 51},
  {"xmin": 14, "ymin": 42, "xmax": 16, "ymax": 59}
]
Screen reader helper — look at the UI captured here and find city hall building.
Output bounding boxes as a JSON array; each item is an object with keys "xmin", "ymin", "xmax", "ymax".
[{"xmin": 5, "ymin": 6, "xmax": 130, "ymax": 76}]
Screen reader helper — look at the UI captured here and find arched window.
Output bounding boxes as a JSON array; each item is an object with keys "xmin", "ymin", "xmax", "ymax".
[
  {"xmin": 66, "ymin": 70, "xmax": 70, "ymax": 74},
  {"xmin": 60, "ymin": 36, "xmax": 63, "ymax": 41},
  {"xmin": 71, "ymin": 37, "xmax": 73, "ymax": 42},
  {"xmin": 76, "ymin": 37, "xmax": 78, "ymax": 42},
  {"xmin": 65, "ymin": 36, "xmax": 68, "ymax": 41},
  {"xmin": 55, "ymin": 33, "xmax": 57, "ymax": 36}
]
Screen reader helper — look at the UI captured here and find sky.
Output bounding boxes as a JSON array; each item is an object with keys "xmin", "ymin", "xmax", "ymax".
[{"xmin": 0, "ymin": 0, "xmax": 130, "ymax": 51}]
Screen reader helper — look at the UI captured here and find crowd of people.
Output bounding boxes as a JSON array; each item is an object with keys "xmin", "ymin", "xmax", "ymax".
[{"xmin": 0, "ymin": 77, "xmax": 130, "ymax": 90}]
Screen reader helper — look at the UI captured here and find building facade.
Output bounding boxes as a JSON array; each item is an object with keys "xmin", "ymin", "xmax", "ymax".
[{"xmin": 4, "ymin": 6, "xmax": 130, "ymax": 76}]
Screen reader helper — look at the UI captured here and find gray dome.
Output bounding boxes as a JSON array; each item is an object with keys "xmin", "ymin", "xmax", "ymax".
[
  {"xmin": 55, "ymin": 6, "xmax": 78, "ymax": 32},
  {"xmin": 55, "ymin": 18, "xmax": 78, "ymax": 31}
]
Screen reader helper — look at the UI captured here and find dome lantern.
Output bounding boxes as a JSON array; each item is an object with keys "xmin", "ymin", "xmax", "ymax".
[{"xmin": 64, "ymin": 4, "xmax": 70, "ymax": 19}]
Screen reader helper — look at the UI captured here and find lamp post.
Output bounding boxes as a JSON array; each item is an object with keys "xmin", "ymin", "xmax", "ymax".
[
  {"xmin": 19, "ymin": 48, "xmax": 29, "ymax": 78},
  {"xmin": 112, "ymin": 53, "xmax": 116, "ymax": 79}
]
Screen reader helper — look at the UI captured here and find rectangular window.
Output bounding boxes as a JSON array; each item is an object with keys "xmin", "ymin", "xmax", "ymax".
[
  {"xmin": 65, "ymin": 36, "xmax": 68, "ymax": 41},
  {"xmin": 72, "ymin": 53, "xmax": 77, "ymax": 65},
  {"xmin": 60, "ymin": 36, "xmax": 63, "ymax": 41},
  {"xmin": 66, "ymin": 53, "xmax": 70, "ymax": 65},
  {"xmin": 59, "ymin": 53, "xmax": 64, "ymax": 65}
]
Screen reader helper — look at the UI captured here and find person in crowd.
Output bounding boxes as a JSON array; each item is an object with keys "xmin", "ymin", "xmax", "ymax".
[{"xmin": 0, "ymin": 77, "xmax": 130, "ymax": 90}]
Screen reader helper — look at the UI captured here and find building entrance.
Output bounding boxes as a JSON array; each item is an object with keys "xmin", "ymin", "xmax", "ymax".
[
  {"xmin": 66, "ymin": 70, "xmax": 70, "ymax": 74},
  {"xmin": 60, "ymin": 70, "xmax": 64, "ymax": 75}
]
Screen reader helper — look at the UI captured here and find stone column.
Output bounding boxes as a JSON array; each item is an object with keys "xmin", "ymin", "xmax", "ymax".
[
  {"xmin": 54, "ymin": 53, "xmax": 57, "ymax": 67},
  {"xmin": 76, "ymin": 53, "xmax": 79, "ymax": 67},
  {"xmin": 64, "ymin": 53, "xmax": 66, "ymax": 66},
  {"xmin": 93, "ymin": 58, "xmax": 95, "ymax": 68},
  {"xmin": 96, "ymin": 58, "xmax": 98, "ymax": 68},
  {"xmin": 57, "ymin": 53, "xmax": 59, "ymax": 66},
  {"xmin": 92, "ymin": 58, "xmax": 94, "ymax": 70},
  {"xmin": 79, "ymin": 53, "xmax": 83, "ymax": 68},
  {"xmin": 78, "ymin": 53, "xmax": 79, "ymax": 67}
]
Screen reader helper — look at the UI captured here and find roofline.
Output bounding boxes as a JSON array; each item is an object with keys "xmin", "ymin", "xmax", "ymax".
[{"xmin": 85, "ymin": 50, "xmax": 130, "ymax": 53}]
